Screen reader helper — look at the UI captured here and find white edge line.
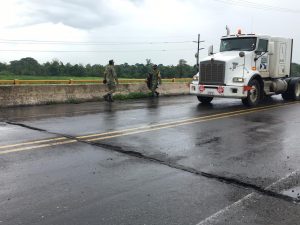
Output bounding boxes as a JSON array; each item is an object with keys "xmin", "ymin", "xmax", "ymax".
[{"xmin": 195, "ymin": 170, "xmax": 299, "ymax": 225}]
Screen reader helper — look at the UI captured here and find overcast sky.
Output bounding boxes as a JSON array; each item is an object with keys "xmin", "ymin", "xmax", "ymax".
[{"xmin": 0, "ymin": 0, "xmax": 299, "ymax": 65}]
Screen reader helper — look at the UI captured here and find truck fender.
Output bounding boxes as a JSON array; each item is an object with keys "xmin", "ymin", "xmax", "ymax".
[{"xmin": 283, "ymin": 77, "xmax": 292, "ymax": 85}]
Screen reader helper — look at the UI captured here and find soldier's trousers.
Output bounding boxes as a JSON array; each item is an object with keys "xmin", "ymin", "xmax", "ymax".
[
  {"xmin": 151, "ymin": 82, "xmax": 158, "ymax": 94},
  {"xmin": 107, "ymin": 83, "xmax": 116, "ymax": 95}
]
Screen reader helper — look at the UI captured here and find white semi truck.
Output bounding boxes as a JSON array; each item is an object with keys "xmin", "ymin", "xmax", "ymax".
[{"xmin": 190, "ymin": 29, "xmax": 300, "ymax": 106}]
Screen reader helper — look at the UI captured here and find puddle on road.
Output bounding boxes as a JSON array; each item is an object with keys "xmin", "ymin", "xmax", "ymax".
[{"xmin": 281, "ymin": 186, "xmax": 300, "ymax": 199}]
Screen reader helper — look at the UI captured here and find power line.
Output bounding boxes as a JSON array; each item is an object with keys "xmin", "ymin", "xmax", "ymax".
[
  {"xmin": 0, "ymin": 48, "xmax": 195, "ymax": 53},
  {"xmin": 211, "ymin": 0, "xmax": 300, "ymax": 13},
  {"xmin": 0, "ymin": 39, "xmax": 195, "ymax": 46}
]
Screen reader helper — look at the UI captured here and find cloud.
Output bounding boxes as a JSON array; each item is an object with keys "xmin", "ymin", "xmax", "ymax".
[
  {"xmin": 2, "ymin": 0, "xmax": 300, "ymax": 65},
  {"xmin": 16, "ymin": 0, "xmax": 139, "ymax": 29}
]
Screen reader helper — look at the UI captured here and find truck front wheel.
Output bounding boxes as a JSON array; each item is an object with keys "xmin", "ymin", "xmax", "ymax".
[
  {"xmin": 197, "ymin": 96, "xmax": 214, "ymax": 104},
  {"xmin": 282, "ymin": 78, "xmax": 300, "ymax": 101},
  {"xmin": 242, "ymin": 79, "xmax": 262, "ymax": 107}
]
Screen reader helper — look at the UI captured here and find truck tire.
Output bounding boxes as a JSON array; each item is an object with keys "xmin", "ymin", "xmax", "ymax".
[
  {"xmin": 282, "ymin": 78, "xmax": 292, "ymax": 100},
  {"xmin": 282, "ymin": 91, "xmax": 292, "ymax": 100},
  {"xmin": 242, "ymin": 79, "xmax": 262, "ymax": 107},
  {"xmin": 282, "ymin": 78, "xmax": 300, "ymax": 101},
  {"xmin": 197, "ymin": 96, "xmax": 214, "ymax": 104}
]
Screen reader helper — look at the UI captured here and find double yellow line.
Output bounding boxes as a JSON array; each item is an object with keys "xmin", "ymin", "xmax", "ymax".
[
  {"xmin": 0, "ymin": 137, "xmax": 76, "ymax": 155},
  {"xmin": 78, "ymin": 102, "xmax": 298, "ymax": 141},
  {"xmin": 0, "ymin": 102, "xmax": 298, "ymax": 155}
]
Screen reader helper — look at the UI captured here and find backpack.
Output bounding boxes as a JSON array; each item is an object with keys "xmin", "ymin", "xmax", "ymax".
[{"xmin": 146, "ymin": 73, "xmax": 153, "ymax": 89}]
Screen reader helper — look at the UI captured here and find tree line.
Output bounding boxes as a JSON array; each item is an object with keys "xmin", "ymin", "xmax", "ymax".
[
  {"xmin": 1, "ymin": 57, "xmax": 300, "ymax": 78},
  {"xmin": 0, "ymin": 57, "xmax": 197, "ymax": 78}
]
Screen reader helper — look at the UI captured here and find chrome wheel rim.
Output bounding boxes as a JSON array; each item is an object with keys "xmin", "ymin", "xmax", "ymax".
[{"xmin": 249, "ymin": 85, "xmax": 258, "ymax": 102}]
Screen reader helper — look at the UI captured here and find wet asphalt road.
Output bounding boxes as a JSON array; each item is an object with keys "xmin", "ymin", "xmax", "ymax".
[{"xmin": 0, "ymin": 95, "xmax": 300, "ymax": 225}]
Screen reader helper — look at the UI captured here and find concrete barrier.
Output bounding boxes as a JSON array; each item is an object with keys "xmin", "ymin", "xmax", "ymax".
[{"xmin": 0, "ymin": 83, "xmax": 190, "ymax": 107}]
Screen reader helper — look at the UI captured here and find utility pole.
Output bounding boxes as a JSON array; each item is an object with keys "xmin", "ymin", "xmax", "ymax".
[
  {"xmin": 195, "ymin": 34, "xmax": 205, "ymax": 69},
  {"xmin": 197, "ymin": 34, "xmax": 200, "ymax": 66}
]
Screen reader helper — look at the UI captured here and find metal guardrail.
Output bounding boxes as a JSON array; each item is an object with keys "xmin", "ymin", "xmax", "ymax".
[{"xmin": 0, "ymin": 78, "xmax": 192, "ymax": 85}]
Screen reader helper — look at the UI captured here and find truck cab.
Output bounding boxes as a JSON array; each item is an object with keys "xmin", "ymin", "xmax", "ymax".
[{"xmin": 190, "ymin": 31, "xmax": 300, "ymax": 106}]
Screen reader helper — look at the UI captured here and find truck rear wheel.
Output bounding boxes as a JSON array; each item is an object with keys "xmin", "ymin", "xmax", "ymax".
[
  {"xmin": 197, "ymin": 96, "xmax": 214, "ymax": 104},
  {"xmin": 242, "ymin": 79, "xmax": 262, "ymax": 107},
  {"xmin": 282, "ymin": 78, "xmax": 300, "ymax": 101}
]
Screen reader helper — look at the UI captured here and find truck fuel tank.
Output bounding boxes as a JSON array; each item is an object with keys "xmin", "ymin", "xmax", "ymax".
[{"xmin": 270, "ymin": 79, "xmax": 288, "ymax": 94}]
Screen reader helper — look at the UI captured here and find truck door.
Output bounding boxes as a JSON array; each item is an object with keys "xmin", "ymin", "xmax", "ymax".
[{"xmin": 256, "ymin": 39, "xmax": 269, "ymax": 77}]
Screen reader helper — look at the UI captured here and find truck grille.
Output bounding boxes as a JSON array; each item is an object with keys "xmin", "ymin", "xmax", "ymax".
[{"xmin": 199, "ymin": 60, "xmax": 225, "ymax": 85}]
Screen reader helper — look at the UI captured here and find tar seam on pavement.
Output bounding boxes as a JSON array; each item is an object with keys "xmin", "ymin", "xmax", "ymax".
[
  {"xmin": 6, "ymin": 121, "xmax": 47, "ymax": 132},
  {"xmin": 4, "ymin": 119, "xmax": 300, "ymax": 206}
]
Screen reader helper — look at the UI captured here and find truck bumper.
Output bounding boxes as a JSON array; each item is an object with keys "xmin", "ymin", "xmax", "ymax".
[{"xmin": 190, "ymin": 84, "xmax": 247, "ymax": 99}]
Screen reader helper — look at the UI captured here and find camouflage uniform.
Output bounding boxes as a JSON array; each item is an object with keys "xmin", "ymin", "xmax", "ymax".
[
  {"xmin": 151, "ymin": 66, "xmax": 162, "ymax": 96},
  {"xmin": 103, "ymin": 61, "xmax": 118, "ymax": 102}
]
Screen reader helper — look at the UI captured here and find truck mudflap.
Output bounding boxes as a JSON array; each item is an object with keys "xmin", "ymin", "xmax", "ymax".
[{"xmin": 190, "ymin": 84, "xmax": 248, "ymax": 98}]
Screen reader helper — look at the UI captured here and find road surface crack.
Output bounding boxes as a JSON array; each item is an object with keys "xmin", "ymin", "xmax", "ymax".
[
  {"xmin": 7, "ymin": 121, "xmax": 300, "ymax": 205},
  {"xmin": 6, "ymin": 121, "xmax": 47, "ymax": 132}
]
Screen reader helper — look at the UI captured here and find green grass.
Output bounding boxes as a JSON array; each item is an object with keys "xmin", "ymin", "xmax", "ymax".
[{"xmin": 0, "ymin": 75, "xmax": 101, "ymax": 80}]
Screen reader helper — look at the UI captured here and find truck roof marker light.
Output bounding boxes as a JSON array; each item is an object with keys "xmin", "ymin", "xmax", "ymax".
[{"xmin": 237, "ymin": 29, "xmax": 242, "ymax": 35}]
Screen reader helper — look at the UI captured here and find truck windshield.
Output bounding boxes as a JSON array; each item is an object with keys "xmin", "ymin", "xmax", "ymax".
[{"xmin": 220, "ymin": 37, "xmax": 257, "ymax": 52}]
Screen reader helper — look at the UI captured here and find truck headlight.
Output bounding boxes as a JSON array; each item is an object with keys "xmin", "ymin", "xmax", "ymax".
[
  {"xmin": 233, "ymin": 77, "xmax": 244, "ymax": 83},
  {"xmin": 193, "ymin": 75, "xmax": 199, "ymax": 81}
]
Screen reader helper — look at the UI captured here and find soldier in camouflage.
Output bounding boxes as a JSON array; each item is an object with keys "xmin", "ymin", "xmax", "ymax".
[
  {"xmin": 150, "ymin": 64, "xmax": 162, "ymax": 97},
  {"xmin": 103, "ymin": 60, "xmax": 119, "ymax": 102}
]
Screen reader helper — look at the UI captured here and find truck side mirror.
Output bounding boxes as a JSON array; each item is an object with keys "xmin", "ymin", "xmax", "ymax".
[
  {"xmin": 208, "ymin": 45, "xmax": 214, "ymax": 56},
  {"xmin": 255, "ymin": 50, "xmax": 262, "ymax": 55},
  {"xmin": 268, "ymin": 42, "xmax": 275, "ymax": 55}
]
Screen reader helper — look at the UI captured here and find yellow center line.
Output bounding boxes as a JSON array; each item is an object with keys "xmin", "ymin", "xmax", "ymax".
[
  {"xmin": 0, "ymin": 140, "xmax": 77, "ymax": 155},
  {"xmin": 0, "ymin": 137, "xmax": 68, "ymax": 149},
  {"xmin": 77, "ymin": 102, "xmax": 297, "ymax": 140},
  {"xmin": 0, "ymin": 101, "xmax": 298, "ymax": 155},
  {"xmin": 86, "ymin": 102, "xmax": 295, "ymax": 142}
]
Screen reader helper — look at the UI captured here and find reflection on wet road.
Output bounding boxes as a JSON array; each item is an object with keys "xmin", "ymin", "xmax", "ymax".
[{"xmin": 0, "ymin": 95, "xmax": 300, "ymax": 225}]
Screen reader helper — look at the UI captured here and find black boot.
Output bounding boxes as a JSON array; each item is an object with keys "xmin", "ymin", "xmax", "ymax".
[
  {"xmin": 155, "ymin": 91, "xmax": 160, "ymax": 97},
  {"xmin": 108, "ymin": 94, "xmax": 114, "ymax": 102},
  {"xmin": 103, "ymin": 94, "xmax": 109, "ymax": 101}
]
